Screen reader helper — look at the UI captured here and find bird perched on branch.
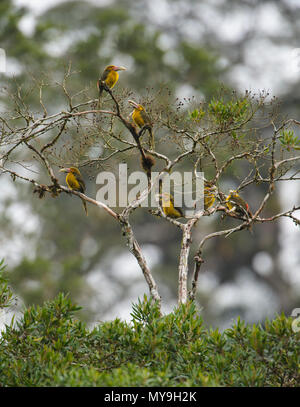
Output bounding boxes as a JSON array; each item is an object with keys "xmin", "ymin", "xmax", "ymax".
[
  {"xmin": 128, "ymin": 100, "xmax": 154, "ymax": 149},
  {"xmin": 159, "ymin": 192, "xmax": 184, "ymax": 219},
  {"xmin": 97, "ymin": 65, "xmax": 126, "ymax": 103},
  {"xmin": 225, "ymin": 190, "xmax": 252, "ymax": 218},
  {"xmin": 59, "ymin": 167, "xmax": 88, "ymax": 216},
  {"xmin": 204, "ymin": 181, "xmax": 218, "ymax": 210}
]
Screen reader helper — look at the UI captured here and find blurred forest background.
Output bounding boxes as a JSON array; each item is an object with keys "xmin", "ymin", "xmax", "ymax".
[{"xmin": 0, "ymin": 0, "xmax": 299, "ymax": 328}]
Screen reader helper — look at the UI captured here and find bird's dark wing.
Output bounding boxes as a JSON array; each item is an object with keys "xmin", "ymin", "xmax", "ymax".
[
  {"xmin": 140, "ymin": 110, "xmax": 151, "ymax": 125},
  {"xmin": 98, "ymin": 69, "xmax": 109, "ymax": 96},
  {"xmin": 174, "ymin": 206, "xmax": 184, "ymax": 217},
  {"xmin": 100, "ymin": 69, "xmax": 109, "ymax": 82},
  {"xmin": 76, "ymin": 174, "xmax": 86, "ymax": 193},
  {"xmin": 170, "ymin": 194, "xmax": 184, "ymax": 217}
]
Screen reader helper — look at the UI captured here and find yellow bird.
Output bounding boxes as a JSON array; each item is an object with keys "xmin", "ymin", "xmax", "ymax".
[
  {"xmin": 97, "ymin": 65, "xmax": 126, "ymax": 99},
  {"xmin": 128, "ymin": 100, "xmax": 154, "ymax": 149},
  {"xmin": 204, "ymin": 181, "xmax": 218, "ymax": 210},
  {"xmin": 60, "ymin": 167, "xmax": 88, "ymax": 216},
  {"xmin": 159, "ymin": 192, "xmax": 184, "ymax": 219},
  {"xmin": 226, "ymin": 190, "xmax": 252, "ymax": 218}
]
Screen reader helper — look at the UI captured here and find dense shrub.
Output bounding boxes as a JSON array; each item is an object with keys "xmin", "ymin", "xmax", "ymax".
[{"xmin": 0, "ymin": 275, "xmax": 299, "ymax": 387}]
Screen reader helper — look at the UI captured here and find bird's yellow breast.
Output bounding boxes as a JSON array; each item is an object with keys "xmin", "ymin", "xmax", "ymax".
[
  {"xmin": 105, "ymin": 71, "xmax": 119, "ymax": 89},
  {"xmin": 66, "ymin": 172, "xmax": 81, "ymax": 191},
  {"xmin": 132, "ymin": 109, "xmax": 145, "ymax": 128}
]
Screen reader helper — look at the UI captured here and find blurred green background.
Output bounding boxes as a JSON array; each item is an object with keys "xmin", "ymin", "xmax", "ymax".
[{"xmin": 0, "ymin": 0, "xmax": 299, "ymax": 328}]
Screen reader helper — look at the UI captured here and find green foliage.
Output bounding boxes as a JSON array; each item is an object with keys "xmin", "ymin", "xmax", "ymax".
[
  {"xmin": 208, "ymin": 96, "xmax": 250, "ymax": 128},
  {"xmin": 279, "ymin": 130, "xmax": 300, "ymax": 151},
  {"xmin": 0, "ymin": 292, "xmax": 299, "ymax": 387},
  {"xmin": 188, "ymin": 108, "xmax": 206, "ymax": 122}
]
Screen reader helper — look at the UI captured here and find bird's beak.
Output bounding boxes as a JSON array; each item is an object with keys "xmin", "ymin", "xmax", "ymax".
[
  {"xmin": 128, "ymin": 100, "xmax": 139, "ymax": 108},
  {"xmin": 59, "ymin": 168, "xmax": 70, "ymax": 173},
  {"xmin": 114, "ymin": 66, "xmax": 126, "ymax": 71}
]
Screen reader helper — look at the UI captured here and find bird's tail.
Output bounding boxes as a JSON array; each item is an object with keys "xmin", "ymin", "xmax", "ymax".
[
  {"xmin": 98, "ymin": 94, "xmax": 103, "ymax": 109},
  {"xmin": 81, "ymin": 198, "xmax": 88, "ymax": 216},
  {"xmin": 149, "ymin": 128, "xmax": 155, "ymax": 150},
  {"xmin": 97, "ymin": 80, "xmax": 103, "ymax": 108}
]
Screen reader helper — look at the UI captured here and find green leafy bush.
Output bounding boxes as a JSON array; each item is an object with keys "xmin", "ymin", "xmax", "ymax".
[{"xmin": 0, "ymin": 273, "xmax": 299, "ymax": 386}]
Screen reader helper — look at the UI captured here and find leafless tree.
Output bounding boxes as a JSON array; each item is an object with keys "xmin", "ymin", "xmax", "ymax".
[{"xmin": 1, "ymin": 70, "xmax": 299, "ymax": 312}]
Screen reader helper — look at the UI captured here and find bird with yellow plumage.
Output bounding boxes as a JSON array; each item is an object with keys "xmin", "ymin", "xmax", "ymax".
[
  {"xmin": 204, "ymin": 181, "xmax": 218, "ymax": 210},
  {"xmin": 128, "ymin": 100, "xmax": 155, "ymax": 149},
  {"xmin": 59, "ymin": 167, "xmax": 88, "ymax": 216},
  {"xmin": 97, "ymin": 65, "xmax": 126, "ymax": 104},
  {"xmin": 159, "ymin": 192, "xmax": 184, "ymax": 219},
  {"xmin": 225, "ymin": 190, "xmax": 252, "ymax": 218}
]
